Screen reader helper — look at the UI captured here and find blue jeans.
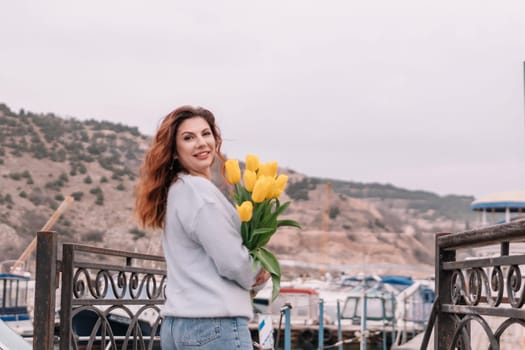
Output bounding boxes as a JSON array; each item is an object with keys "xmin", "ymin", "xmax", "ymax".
[{"xmin": 161, "ymin": 316, "xmax": 254, "ymax": 350}]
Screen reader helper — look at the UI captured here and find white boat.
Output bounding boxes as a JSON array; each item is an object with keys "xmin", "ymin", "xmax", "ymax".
[
  {"xmin": 0, "ymin": 268, "xmax": 33, "ymax": 349},
  {"xmin": 253, "ymin": 286, "xmax": 321, "ymax": 325},
  {"xmin": 0, "ymin": 272, "xmax": 33, "ymax": 338},
  {"xmin": 252, "ymin": 274, "xmax": 435, "ymax": 348},
  {"xmin": 0, "ymin": 319, "xmax": 32, "ymax": 350}
]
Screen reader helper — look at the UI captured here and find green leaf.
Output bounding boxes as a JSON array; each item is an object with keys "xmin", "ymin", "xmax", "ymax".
[
  {"xmin": 252, "ymin": 247, "xmax": 281, "ymax": 276},
  {"xmin": 252, "ymin": 201, "xmax": 267, "ymax": 224},
  {"xmin": 233, "ymin": 184, "xmax": 251, "ymax": 204},
  {"xmin": 249, "ymin": 227, "xmax": 276, "ymax": 248},
  {"xmin": 270, "ymin": 273, "xmax": 280, "ymax": 301},
  {"xmin": 260, "ymin": 200, "xmax": 291, "ymax": 229},
  {"xmin": 274, "ymin": 201, "xmax": 291, "ymax": 216},
  {"xmin": 255, "ymin": 234, "xmax": 273, "ymax": 248},
  {"xmin": 276, "ymin": 219, "xmax": 302, "ymax": 229},
  {"xmin": 253, "ymin": 225, "xmax": 277, "ymax": 247},
  {"xmin": 260, "ymin": 200, "xmax": 276, "ymax": 224},
  {"xmin": 252, "ymin": 247, "xmax": 282, "ymax": 301},
  {"xmin": 241, "ymin": 222, "xmax": 249, "ymax": 243},
  {"xmin": 252, "ymin": 227, "xmax": 276, "ymax": 237},
  {"xmin": 240, "ymin": 186, "xmax": 251, "ymax": 203},
  {"xmin": 233, "ymin": 184, "xmax": 242, "ymax": 205}
]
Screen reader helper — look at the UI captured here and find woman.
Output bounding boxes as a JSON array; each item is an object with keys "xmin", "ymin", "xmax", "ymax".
[{"xmin": 135, "ymin": 106, "xmax": 270, "ymax": 350}]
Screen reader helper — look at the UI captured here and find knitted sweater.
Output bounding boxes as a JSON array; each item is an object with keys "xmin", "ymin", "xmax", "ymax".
[{"xmin": 161, "ymin": 174, "xmax": 258, "ymax": 319}]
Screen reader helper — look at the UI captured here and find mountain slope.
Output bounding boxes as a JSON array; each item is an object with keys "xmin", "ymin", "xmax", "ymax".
[{"xmin": 0, "ymin": 103, "xmax": 475, "ymax": 277}]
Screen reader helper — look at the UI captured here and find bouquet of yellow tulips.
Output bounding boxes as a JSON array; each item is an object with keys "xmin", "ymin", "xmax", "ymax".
[{"xmin": 224, "ymin": 154, "xmax": 301, "ymax": 301}]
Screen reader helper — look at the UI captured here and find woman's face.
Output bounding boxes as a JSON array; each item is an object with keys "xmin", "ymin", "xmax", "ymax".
[{"xmin": 175, "ymin": 116, "xmax": 217, "ymax": 179}]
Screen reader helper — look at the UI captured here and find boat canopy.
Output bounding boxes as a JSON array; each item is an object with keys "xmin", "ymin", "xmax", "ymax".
[
  {"xmin": 471, "ymin": 192, "xmax": 525, "ymax": 213},
  {"xmin": 380, "ymin": 275, "xmax": 414, "ymax": 286},
  {"xmin": 0, "ymin": 274, "xmax": 30, "ymax": 281}
]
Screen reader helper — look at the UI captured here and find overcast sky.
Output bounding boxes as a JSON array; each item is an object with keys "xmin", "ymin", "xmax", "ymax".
[{"xmin": 1, "ymin": 1, "xmax": 524, "ymax": 199}]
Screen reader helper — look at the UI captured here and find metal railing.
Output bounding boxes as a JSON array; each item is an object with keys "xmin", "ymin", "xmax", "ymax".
[
  {"xmin": 420, "ymin": 219, "xmax": 525, "ymax": 350},
  {"xmin": 33, "ymin": 230, "xmax": 299, "ymax": 350},
  {"xmin": 33, "ymin": 231, "xmax": 166, "ymax": 350}
]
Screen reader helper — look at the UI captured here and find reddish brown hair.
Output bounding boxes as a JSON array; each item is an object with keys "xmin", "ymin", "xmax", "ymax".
[{"xmin": 134, "ymin": 106, "xmax": 225, "ymax": 229}]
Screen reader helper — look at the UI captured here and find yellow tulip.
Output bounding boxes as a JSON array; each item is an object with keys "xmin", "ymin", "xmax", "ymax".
[
  {"xmin": 259, "ymin": 161, "xmax": 278, "ymax": 178},
  {"xmin": 245, "ymin": 154, "xmax": 260, "ymax": 172},
  {"xmin": 243, "ymin": 170, "xmax": 257, "ymax": 192},
  {"xmin": 236, "ymin": 201, "xmax": 253, "ymax": 222},
  {"xmin": 275, "ymin": 174, "xmax": 288, "ymax": 195},
  {"xmin": 252, "ymin": 176, "xmax": 272, "ymax": 203},
  {"xmin": 270, "ymin": 174, "xmax": 288, "ymax": 198},
  {"xmin": 266, "ymin": 176, "xmax": 279, "ymax": 199},
  {"xmin": 224, "ymin": 159, "xmax": 241, "ymax": 184}
]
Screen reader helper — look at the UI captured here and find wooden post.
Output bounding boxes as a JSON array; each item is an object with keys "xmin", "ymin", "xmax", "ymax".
[
  {"xmin": 33, "ymin": 231, "xmax": 57, "ymax": 350},
  {"xmin": 435, "ymin": 232, "xmax": 456, "ymax": 350},
  {"xmin": 59, "ymin": 244, "xmax": 74, "ymax": 350}
]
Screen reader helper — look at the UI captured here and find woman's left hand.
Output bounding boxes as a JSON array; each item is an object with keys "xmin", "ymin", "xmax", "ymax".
[{"xmin": 253, "ymin": 269, "xmax": 271, "ymax": 287}]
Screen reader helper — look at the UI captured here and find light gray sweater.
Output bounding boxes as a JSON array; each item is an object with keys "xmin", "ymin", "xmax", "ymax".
[{"xmin": 161, "ymin": 174, "xmax": 259, "ymax": 319}]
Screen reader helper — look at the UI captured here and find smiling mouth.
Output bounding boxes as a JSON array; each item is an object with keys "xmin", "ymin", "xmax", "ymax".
[{"xmin": 194, "ymin": 151, "xmax": 210, "ymax": 159}]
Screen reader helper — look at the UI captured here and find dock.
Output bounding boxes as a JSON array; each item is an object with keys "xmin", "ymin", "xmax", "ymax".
[{"xmin": 249, "ymin": 323, "xmax": 401, "ymax": 349}]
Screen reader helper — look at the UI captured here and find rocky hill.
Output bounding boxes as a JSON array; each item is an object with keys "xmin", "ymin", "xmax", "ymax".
[{"xmin": 0, "ymin": 103, "xmax": 476, "ymax": 278}]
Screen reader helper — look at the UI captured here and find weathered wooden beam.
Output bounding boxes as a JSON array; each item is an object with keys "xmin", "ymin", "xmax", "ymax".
[
  {"xmin": 438, "ymin": 219, "xmax": 525, "ymax": 249},
  {"xmin": 33, "ymin": 231, "xmax": 57, "ymax": 350}
]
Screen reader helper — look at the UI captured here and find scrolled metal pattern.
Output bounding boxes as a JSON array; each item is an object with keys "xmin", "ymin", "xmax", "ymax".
[
  {"xmin": 449, "ymin": 314, "xmax": 499, "ymax": 350},
  {"xmin": 73, "ymin": 267, "xmax": 99, "ymax": 299},
  {"xmin": 488, "ymin": 266, "xmax": 504, "ymax": 307},
  {"xmin": 450, "ymin": 270, "xmax": 465, "ymax": 305},
  {"xmin": 466, "ymin": 268, "xmax": 482, "ymax": 305},
  {"xmin": 506, "ymin": 265, "xmax": 525, "ymax": 308},
  {"xmin": 70, "ymin": 304, "xmax": 162, "ymax": 350},
  {"xmin": 71, "ymin": 267, "xmax": 166, "ymax": 301},
  {"xmin": 450, "ymin": 266, "xmax": 515, "ymax": 308}
]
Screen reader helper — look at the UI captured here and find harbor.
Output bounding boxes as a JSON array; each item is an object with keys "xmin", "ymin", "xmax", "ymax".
[{"xmin": 1, "ymin": 194, "xmax": 525, "ymax": 349}]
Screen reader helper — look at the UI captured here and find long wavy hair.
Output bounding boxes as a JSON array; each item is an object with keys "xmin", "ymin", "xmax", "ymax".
[{"xmin": 134, "ymin": 106, "xmax": 225, "ymax": 229}]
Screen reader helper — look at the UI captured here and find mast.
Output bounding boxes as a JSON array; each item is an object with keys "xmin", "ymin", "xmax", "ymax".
[{"xmin": 10, "ymin": 196, "xmax": 74, "ymax": 273}]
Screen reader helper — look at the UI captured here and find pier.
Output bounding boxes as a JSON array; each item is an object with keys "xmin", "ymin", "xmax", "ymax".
[
  {"xmin": 29, "ymin": 218, "xmax": 525, "ymax": 349},
  {"xmin": 419, "ymin": 219, "xmax": 525, "ymax": 349},
  {"xmin": 30, "ymin": 230, "xmax": 424, "ymax": 350}
]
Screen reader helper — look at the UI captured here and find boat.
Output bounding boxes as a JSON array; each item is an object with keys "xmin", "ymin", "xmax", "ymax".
[
  {"xmin": 254, "ymin": 287, "xmax": 321, "ymax": 325},
  {"xmin": 0, "ymin": 319, "xmax": 32, "ymax": 350},
  {"xmin": 0, "ymin": 268, "xmax": 33, "ymax": 349},
  {"xmin": 251, "ymin": 274, "xmax": 435, "ymax": 348},
  {"xmin": 0, "ymin": 271, "xmax": 33, "ymax": 338}
]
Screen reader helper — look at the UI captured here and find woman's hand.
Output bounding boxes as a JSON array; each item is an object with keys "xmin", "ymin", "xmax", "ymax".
[
  {"xmin": 253, "ymin": 269, "xmax": 271, "ymax": 287},
  {"xmin": 250, "ymin": 269, "xmax": 271, "ymax": 297}
]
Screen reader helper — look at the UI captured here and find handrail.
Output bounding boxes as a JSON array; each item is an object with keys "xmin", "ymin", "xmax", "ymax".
[
  {"xmin": 33, "ymin": 231, "xmax": 166, "ymax": 350},
  {"xmin": 431, "ymin": 218, "xmax": 525, "ymax": 349},
  {"xmin": 438, "ymin": 219, "xmax": 525, "ymax": 249}
]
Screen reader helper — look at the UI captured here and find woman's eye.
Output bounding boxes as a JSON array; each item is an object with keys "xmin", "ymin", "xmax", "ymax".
[
  {"xmin": 183, "ymin": 135, "xmax": 193, "ymax": 141},
  {"xmin": 203, "ymin": 131, "xmax": 212, "ymax": 136}
]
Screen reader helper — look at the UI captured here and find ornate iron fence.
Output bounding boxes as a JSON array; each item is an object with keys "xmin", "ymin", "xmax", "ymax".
[
  {"xmin": 420, "ymin": 219, "xmax": 525, "ymax": 350},
  {"xmin": 33, "ymin": 231, "xmax": 166, "ymax": 350}
]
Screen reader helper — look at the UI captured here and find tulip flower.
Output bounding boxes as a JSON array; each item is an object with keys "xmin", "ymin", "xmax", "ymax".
[
  {"xmin": 259, "ymin": 161, "xmax": 278, "ymax": 178},
  {"xmin": 227, "ymin": 154, "xmax": 301, "ymax": 302},
  {"xmin": 268, "ymin": 174, "xmax": 288, "ymax": 199},
  {"xmin": 245, "ymin": 154, "xmax": 260, "ymax": 172},
  {"xmin": 236, "ymin": 201, "xmax": 253, "ymax": 222},
  {"xmin": 266, "ymin": 176, "xmax": 279, "ymax": 199},
  {"xmin": 243, "ymin": 170, "xmax": 257, "ymax": 192},
  {"xmin": 275, "ymin": 174, "xmax": 288, "ymax": 195},
  {"xmin": 252, "ymin": 176, "xmax": 272, "ymax": 203},
  {"xmin": 224, "ymin": 159, "xmax": 241, "ymax": 184}
]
